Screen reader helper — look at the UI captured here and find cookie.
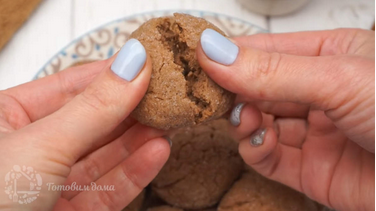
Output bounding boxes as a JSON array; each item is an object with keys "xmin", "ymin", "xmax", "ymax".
[
  {"xmin": 152, "ymin": 119, "xmax": 243, "ymax": 209},
  {"xmin": 147, "ymin": 206, "xmax": 184, "ymax": 211},
  {"xmin": 130, "ymin": 13, "xmax": 235, "ymax": 130},
  {"xmin": 122, "ymin": 190, "xmax": 145, "ymax": 211},
  {"xmin": 218, "ymin": 170, "xmax": 320, "ymax": 211},
  {"xmin": 142, "ymin": 186, "xmax": 167, "ymax": 209},
  {"xmin": 147, "ymin": 206, "xmax": 217, "ymax": 211}
]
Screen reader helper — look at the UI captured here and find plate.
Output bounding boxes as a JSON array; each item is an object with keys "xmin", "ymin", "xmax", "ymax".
[{"xmin": 34, "ymin": 10, "xmax": 266, "ymax": 80}]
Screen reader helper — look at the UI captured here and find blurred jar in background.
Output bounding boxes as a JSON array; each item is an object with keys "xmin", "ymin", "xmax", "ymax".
[{"xmin": 237, "ymin": 0, "xmax": 311, "ymax": 16}]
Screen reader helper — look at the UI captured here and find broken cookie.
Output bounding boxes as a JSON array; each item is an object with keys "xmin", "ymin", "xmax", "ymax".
[{"xmin": 130, "ymin": 13, "xmax": 235, "ymax": 130}]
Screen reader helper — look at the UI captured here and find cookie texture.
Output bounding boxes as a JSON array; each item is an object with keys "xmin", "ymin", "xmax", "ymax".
[
  {"xmin": 152, "ymin": 119, "xmax": 243, "ymax": 209},
  {"xmin": 130, "ymin": 13, "xmax": 235, "ymax": 130},
  {"xmin": 218, "ymin": 170, "xmax": 320, "ymax": 211},
  {"xmin": 147, "ymin": 206, "xmax": 184, "ymax": 211},
  {"xmin": 123, "ymin": 190, "xmax": 145, "ymax": 211}
]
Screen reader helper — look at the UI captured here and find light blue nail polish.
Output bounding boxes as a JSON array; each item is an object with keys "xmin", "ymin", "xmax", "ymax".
[
  {"xmin": 111, "ymin": 38, "xmax": 146, "ymax": 81},
  {"xmin": 200, "ymin": 29, "xmax": 239, "ymax": 65}
]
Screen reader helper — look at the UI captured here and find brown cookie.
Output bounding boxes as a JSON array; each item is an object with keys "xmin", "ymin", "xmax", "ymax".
[
  {"xmin": 122, "ymin": 190, "xmax": 145, "ymax": 211},
  {"xmin": 218, "ymin": 170, "xmax": 321, "ymax": 211},
  {"xmin": 147, "ymin": 206, "xmax": 216, "ymax": 211},
  {"xmin": 130, "ymin": 13, "xmax": 235, "ymax": 130},
  {"xmin": 147, "ymin": 206, "xmax": 184, "ymax": 211},
  {"xmin": 152, "ymin": 119, "xmax": 243, "ymax": 209}
]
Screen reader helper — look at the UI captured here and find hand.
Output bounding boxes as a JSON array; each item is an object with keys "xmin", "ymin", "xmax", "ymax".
[
  {"xmin": 0, "ymin": 39, "xmax": 170, "ymax": 211},
  {"xmin": 197, "ymin": 28, "xmax": 375, "ymax": 211}
]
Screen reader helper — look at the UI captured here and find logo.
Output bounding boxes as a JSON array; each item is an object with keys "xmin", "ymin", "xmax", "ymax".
[{"xmin": 4, "ymin": 165, "xmax": 43, "ymax": 204}]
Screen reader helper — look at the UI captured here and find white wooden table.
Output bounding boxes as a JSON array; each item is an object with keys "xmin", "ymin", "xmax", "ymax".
[{"xmin": 0, "ymin": 0, "xmax": 374, "ymax": 90}]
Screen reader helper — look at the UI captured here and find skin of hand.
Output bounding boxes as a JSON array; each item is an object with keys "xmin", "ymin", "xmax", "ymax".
[
  {"xmin": 0, "ymin": 42, "xmax": 170, "ymax": 210},
  {"xmin": 197, "ymin": 28, "xmax": 375, "ymax": 211}
]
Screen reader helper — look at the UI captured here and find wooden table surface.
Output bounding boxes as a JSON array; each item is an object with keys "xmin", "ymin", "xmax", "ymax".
[{"xmin": 0, "ymin": 0, "xmax": 374, "ymax": 90}]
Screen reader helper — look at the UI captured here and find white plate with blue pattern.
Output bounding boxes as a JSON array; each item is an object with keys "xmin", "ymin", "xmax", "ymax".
[{"xmin": 34, "ymin": 10, "xmax": 266, "ymax": 80}]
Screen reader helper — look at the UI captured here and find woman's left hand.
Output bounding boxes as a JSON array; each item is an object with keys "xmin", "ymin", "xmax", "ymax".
[{"xmin": 0, "ymin": 42, "xmax": 170, "ymax": 211}]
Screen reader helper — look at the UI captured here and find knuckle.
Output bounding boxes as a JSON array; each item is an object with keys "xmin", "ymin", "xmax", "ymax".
[
  {"xmin": 247, "ymin": 145, "xmax": 282, "ymax": 178},
  {"xmin": 57, "ymin": 72, "xmax": 79, "ymax": 97},
  {"xmin": 120, "ymin": 163, "xmax": 144, "ymax": 191},
  {"xmin": 82, "ymin": 158, "xmax": 101, "ymax": 182},
  {"xmin": 96, "ymin": 189, "xmax": 115, "ymax": 210},
  {"xmin": 250, "ymin": 51, "xmax": 282, "ymax": 78},
  {"xmin": 328, "ymin": 28, "xmax": 370, "ymax": 55},
  {"xmin": 241, "ymin": 51, "xmax": 282, "ymax": 98},
  {"xmin": 79, "ymin": 83, "xmax": 114, "ymax": 112},
  {"xmin": 0, "ymin": 92, "xmax": 28, "ymax": 129},
  {"xmin": 0, "ymin": 120, "xmax": 14, "ymax": 134},
  {"xmin": 265, "ymin": 150, "xmax": 282, "ymax": 177}
]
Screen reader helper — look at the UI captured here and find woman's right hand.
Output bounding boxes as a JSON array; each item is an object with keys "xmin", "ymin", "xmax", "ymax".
[{"xmin": 197, "ymin": 28, "xmax": 375, "ymax": 211}]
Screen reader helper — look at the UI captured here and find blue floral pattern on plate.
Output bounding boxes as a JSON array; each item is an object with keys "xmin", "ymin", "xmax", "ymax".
[{"xmin": 34, "ymin": 10, "xmax": 266, "ymax": 80}]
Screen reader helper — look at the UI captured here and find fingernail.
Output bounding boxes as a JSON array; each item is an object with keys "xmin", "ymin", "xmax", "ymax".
[
  {"xmin": 200, "ymin": 29, "xmax": 239, "ymax": 65},
  {"xmin": 111, "ymin": 38, "xmax": 146, "ymax": 81},
  {"xmin": 229, "ymin": 103, "xmax": 245, "ymax": 126},
  {"xmin": 163, "ymin": 136, "xmax": 172, "ymax": 147},
  {"xmin": 250, "ymin": 129, "xmax": 266, "ymax": 146}
]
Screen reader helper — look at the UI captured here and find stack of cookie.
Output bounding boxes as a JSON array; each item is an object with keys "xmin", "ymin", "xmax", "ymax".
[
  {"xmin": 117, "ymin": 13, "xmax": 324, "ymax": 211},
  {"xmin": 68, "ymin": 15, "xmax": 324, "ymax": 210},
  {"xmin": 122, "ymin": 119, "xmax": 322, "ymax": 211}
]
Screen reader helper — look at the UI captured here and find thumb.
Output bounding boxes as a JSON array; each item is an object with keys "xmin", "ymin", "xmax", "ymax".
[
  {"xmin": 20, "ymin": 38, "xmax": 151, "ymax": 162},
  {"xmin": 197, "ymin": 29, "xmax": 356, "ymax": 110}
]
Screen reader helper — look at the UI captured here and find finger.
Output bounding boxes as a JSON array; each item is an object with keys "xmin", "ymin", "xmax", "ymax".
[
  {"xmin": 198, "ymin": 29, "xmax": 358, "ymax": 110},
  {"xmin": 0, "ymin": 119, "xmax": 14, "ymax": 137},
  {"xmin": 274, "ymin": 118, "xmax": 307, "ymax": 148},
  {"xmin": 239, "ymin": 127, "xmax": 303, "ymax": 192},
  {"xmin": 77, "ymin": 117, "xmax": 137, "ymax": 159},
  {"xmin": 68, "ymin": 138, "xmax": 170, "ymax": 211},
  {"xmin": 19, "ymin": 39, "xmax": 151, "ymax": 164},
  {"xmin": 234, "ymin": 95, "xmax": 310, "ymax": 118},
  {"xmin": 233, "ymin": 29, "xmax": 359, "ymax": 56},
  {"xmin": 228, "ymin": 103, "xmax": 263, "ymax": 141},
  {"xmin": 256, "ymin": 101, "xmax": 310, "ymax": 118},
  {"xmin": 62, "ymin": 123, "xmax": 165, "ymax": 200},
  {"xmin": 2, "ymin": 60, "xmax": 107, "ymax": 122},
  {"xmin": 235, "ymin": 95, "xmax": 310, "ymax": 118},
  {"xmin": 261, "ymin": 112, "xmax": 275, "ymax": 128},
  {"xmin": 302, "ymin": 110, "xmax": 348, "ymax": 205}
]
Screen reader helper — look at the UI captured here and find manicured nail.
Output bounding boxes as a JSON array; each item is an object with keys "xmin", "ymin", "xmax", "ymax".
[
  {"xmin": 111, "ymin": 38, "xmax": 146, "ymax": 81},
  {"xmin": 229, "ymin": 103, "xmax": 245, "ymax": 126},
  {"xmin": 250, "ymin": 129, "xmax": 266, "ymax": 146},
  {"xmin": 200, "ymin": 29, "xmax": 239, "ymax": 65},
  {"xmin": 163, "ymin": 136, "xmax": 172, "ymax": 147}
]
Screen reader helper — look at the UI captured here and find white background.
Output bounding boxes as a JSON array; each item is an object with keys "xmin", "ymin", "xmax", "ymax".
[{"xmin": 0, "ymin": 0, "xmax": 374, "ymax": 90}]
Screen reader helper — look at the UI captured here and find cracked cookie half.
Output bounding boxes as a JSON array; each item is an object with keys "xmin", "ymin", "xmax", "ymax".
[{"xmin": 130, "ymin": 13, "xmax": 235, "ymax": 130}]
